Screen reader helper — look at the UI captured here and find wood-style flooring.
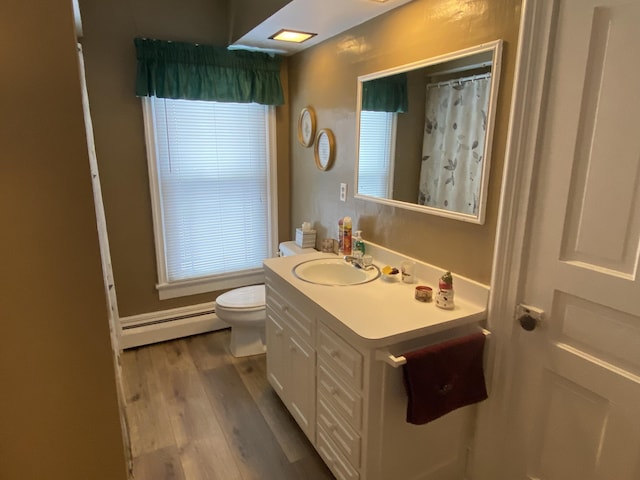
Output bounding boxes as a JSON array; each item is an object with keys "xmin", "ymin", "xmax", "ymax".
[{"xmin": 121, "ymin": 329, "xmax": 334, "ymax": 480}]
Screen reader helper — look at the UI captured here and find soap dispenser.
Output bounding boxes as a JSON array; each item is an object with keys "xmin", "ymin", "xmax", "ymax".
[{"xmin": 353, "ymin": 230, "xmax": 365, "ymax": 255}]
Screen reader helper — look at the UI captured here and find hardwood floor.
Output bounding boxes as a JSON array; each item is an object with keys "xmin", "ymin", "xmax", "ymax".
[{"xmin": 121, "ymin": 329, "xmax": 334, "ymax": 480}]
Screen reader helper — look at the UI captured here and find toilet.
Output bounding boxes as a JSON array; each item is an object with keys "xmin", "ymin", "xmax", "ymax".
[{"xmin": 215, "ymin": 241, "xmax": 315, "ymax": 357}]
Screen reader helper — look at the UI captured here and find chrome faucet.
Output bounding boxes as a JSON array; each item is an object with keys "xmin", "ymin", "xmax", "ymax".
[
  {"xmin": 343, "ymin": 254, "xmax": 362, "ymax": 266},
  {"xmin": 344, "ymin": 253, "xmax": 373, "ymax": 270}
]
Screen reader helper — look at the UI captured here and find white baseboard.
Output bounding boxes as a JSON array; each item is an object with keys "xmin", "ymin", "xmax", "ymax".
[{"xmin": 119, "ymin": 301, "xmax": 228, "ymax": 349}]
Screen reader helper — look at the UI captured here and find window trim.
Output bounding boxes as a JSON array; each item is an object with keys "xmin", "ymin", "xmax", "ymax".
[
  {"xmin": 142, "ymin": 97, "xmax": 279, "ymax": 300},
  {"xmin": 387, "ymin": 114, "xmax": 398, "ymax": 197}
]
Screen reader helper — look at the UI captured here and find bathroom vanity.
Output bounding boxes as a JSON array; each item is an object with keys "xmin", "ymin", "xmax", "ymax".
[{"xmin": 264, "ymin": 243, "xmax": 489, "ymax": 480}]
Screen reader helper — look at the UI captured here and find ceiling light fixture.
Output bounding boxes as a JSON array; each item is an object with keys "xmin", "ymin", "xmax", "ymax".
[{"xmin": 269, "ymin": 29, "xmax": 317, "ymax": 43}]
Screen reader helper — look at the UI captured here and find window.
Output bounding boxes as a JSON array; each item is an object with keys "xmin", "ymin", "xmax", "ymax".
[
  {"xmin": 142, "ymin": 97, "xmax": 278, "ymax": 300},
  {"xmin": 357, "ymin": 110, "xmax": 396, "ymax": 198}
]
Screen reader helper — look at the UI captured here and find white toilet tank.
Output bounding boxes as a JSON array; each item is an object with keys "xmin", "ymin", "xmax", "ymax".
[{"xmin": 279, "ymin": 240, "xmax": 316, "ymax": 257}]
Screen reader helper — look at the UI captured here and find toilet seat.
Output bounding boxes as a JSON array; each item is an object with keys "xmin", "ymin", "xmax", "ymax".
[
  {"xmin": 215, "ymin": 285, "xmax": 267, "ymax": 357},
  {"xmin": 216, "ymin": 285, "xmax": 265, "ymax": 311},
  {"xmin": 216, "ymin": 285, "xmax": 266, "ymax": 330},
  {"xmin": 215, "ymin": 243, "xmax": 315, "ymax": 357}
]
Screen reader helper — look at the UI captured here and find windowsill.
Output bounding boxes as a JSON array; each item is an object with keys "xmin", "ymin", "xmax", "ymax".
[{"xmin": 157, "ymin": 269, "xmax": 265, "ymax": 300}]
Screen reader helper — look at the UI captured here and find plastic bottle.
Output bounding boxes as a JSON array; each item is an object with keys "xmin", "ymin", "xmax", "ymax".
[
  {"xmin": 338, "ymin": 217, "xmax": 344, "ymax": 254},
  {"xmin": 353, "ymin": 230, "xmax": 365, "ymax": 255},
  {"xmin": 343, "ymin": 217, "xmax": 352, "ymax": 255}
]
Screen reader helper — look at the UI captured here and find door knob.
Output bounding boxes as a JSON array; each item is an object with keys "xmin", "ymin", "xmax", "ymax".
[
  {"xmin": 519, "ymin": 314, "xmax": 537, "ymax": 331},
  {"xmin": 516, "ymin": 303, "xmax": 544, "ymax": 332}
]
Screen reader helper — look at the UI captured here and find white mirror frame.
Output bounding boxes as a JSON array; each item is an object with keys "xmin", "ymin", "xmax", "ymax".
[{"xmin": 354, "ymin": 40, "xmax": 503, "ymax": 224}]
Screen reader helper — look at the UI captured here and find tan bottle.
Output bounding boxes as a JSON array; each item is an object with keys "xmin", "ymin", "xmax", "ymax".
[{"xmin": 343, "ymin": 216, "xmax": 352, "ymax": 255}]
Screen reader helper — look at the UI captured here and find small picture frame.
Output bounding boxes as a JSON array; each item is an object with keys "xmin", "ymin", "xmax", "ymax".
[
  {"xmin": 297, "ymin": 106, "xmax": 316, "ymax": 147},
  {"xmin": 314, "ymin": 128, "xmax": 335, "ymax": 171}
]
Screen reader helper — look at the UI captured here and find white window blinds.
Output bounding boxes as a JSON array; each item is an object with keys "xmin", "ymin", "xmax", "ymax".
[
  {"xmin": 357, "ymin": 110, "xmax": 396, "ymax": 198},
  {"xmin": 145, "ymin": 97, "xmax": 273, "ymax": 287}
]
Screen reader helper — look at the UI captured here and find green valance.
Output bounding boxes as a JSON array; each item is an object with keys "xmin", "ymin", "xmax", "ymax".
[
  {"xmin": 361, "ymin": 73, "xmax": 408, "ymax": 113},
  {"xmin": 134, "ymin": 38, "xmax": 284, "ymax": 106}
]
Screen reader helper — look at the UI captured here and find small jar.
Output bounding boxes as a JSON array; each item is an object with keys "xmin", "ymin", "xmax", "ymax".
[{"xmin": 415, "ymin": 285, "xmax": 433, "ymax": 302}]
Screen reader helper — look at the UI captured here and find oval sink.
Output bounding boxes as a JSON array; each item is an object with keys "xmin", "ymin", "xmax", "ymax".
[{"xmin": 293, "ymin": 258, "xmax": 380, "ymax": 286}]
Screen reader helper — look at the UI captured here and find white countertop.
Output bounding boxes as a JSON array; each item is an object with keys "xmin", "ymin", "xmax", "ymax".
[{"xmin": 264, "ymin": 246, "xmax": 489, "ymax": 348}]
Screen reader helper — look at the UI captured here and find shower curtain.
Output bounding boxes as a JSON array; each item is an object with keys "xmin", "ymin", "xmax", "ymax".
[{"xmin": 418, "ymin": 76, "xmax": 490, "ymax": 216}]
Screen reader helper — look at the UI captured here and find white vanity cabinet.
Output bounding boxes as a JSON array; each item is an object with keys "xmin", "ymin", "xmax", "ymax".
[
  {"xmin": 265, "ymin": 274, "xmax": 318, "ymax": 442},
  {"xmin": 264, "ymin": 249, "xmax": 489, "ymax": 480},
  {"xmin": 316, "ymin": 322, "xmax": 363, "ymax": 480},
  {"xmin": 315, "ymin": 321, "xmax": 476, "ymax": 480}
]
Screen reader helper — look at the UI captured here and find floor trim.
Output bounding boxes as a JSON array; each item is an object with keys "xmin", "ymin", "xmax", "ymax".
[{"xmin": 120, "ymin": 302, "xmax": 228, "ymax": 349}]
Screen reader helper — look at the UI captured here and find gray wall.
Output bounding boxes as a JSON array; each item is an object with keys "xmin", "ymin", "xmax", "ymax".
[
  {"xmin": 80, "ymin": 0, "xmax": 291, "ymax": 316},
  {"xmin": 288, "ymin": 0, "xmax": 521, "ymax": 284},
  {"xmin": 80, "ymin": 0, "xmax": 520, "ymax": 320}
]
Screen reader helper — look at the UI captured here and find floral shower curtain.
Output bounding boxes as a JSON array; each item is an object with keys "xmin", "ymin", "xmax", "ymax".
[{"xmin": 418, "ymin": 76, "xmax": 490, "ymax": 216}]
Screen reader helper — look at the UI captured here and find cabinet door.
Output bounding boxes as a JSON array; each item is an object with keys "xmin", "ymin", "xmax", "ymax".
[
  {"xmin": 287, "ymin": 334, "xmax": 316, "ymax": 442},
  {"xmin": 265, "ymin": 314, "xmax": 287, "ymax": 396}
]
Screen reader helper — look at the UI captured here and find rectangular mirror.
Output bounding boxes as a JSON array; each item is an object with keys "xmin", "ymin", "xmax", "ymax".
[{"xmin": 355, "ymin": 40, "xmax": 503, "ymax": 224}]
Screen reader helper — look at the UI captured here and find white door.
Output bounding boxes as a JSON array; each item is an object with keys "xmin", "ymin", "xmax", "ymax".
[{"xmin": 504, "ymin": 0, "xmax": 640, "ymax": 478}]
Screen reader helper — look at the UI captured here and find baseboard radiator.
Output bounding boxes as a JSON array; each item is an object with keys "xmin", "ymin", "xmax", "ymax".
[{"xmin": 119, "ymin": 301, "xmax": 228, "ymax": 349}]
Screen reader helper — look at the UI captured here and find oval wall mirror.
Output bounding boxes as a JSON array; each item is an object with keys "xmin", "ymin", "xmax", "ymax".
[
  {"xmin": 314, "ymin": 128, "xmax": 335, "ymax": 171},
  {"xmin": 355, "ymin": 40, "xmax": 503, "ymax": 224},
  {"xmin": 297, "ymin": 106, "xmax": 316, "ymax": 147}
]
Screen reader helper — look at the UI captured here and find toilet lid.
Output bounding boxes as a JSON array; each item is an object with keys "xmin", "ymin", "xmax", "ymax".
[{"xmin": 216, "ymin": 285, "xmax": 265, "ymax": 309}]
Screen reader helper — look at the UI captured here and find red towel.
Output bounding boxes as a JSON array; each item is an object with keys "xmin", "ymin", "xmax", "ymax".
[{"xmin": 402, "ymin": 332, "xmax": 488, "ymax": 425}]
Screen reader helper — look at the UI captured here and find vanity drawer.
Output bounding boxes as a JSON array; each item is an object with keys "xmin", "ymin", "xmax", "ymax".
[
  {"xmin": 317, "ymin": 426, "xmax": 360, "ymax": 480},
  {"xmin": 318, "ymin": 360, "xmax": 362, "ymax": 431},
  {"xmin": 318, "ymin": 323, "xmax": 363, "ymax": 389},
  {"xmin": 266, "ymin": 283, "xmax": 314, "ymax": 342},
  {"xmin": 318, "ymin": 393, "xmax": 361, "ymax": 467}
]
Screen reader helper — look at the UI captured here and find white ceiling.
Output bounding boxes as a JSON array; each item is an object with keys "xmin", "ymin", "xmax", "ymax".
[{"xmin": 231, "ymin": 0, "xmax": 414, "ymax": 55}]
